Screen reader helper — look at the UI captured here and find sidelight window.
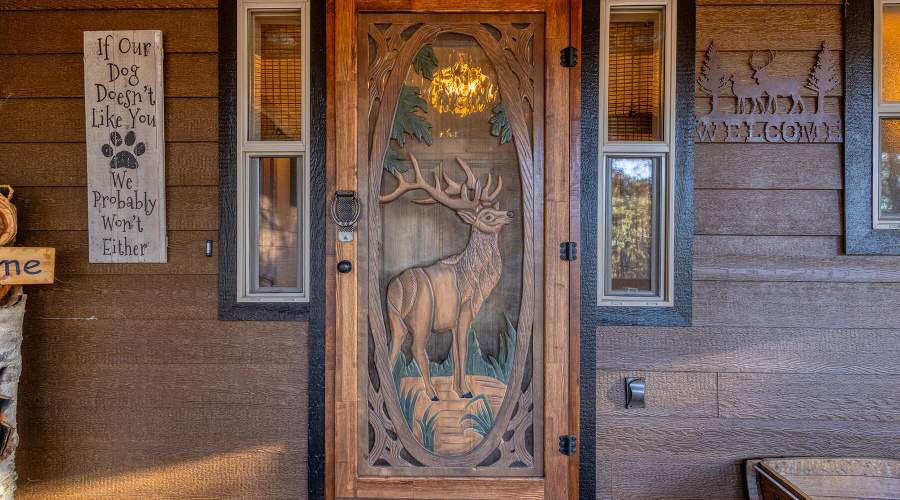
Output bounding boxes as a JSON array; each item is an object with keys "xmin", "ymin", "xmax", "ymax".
[
  {"xmin": 876, "ymin": 2, "xmax": 900, "ymax": 229},
  {"xmin": 599, "ymin": 1, "xmax": 675, "ymax": 306},
  {"xmin": 236, "ymin": 3, "xmax": 310, "ymax": 301}
]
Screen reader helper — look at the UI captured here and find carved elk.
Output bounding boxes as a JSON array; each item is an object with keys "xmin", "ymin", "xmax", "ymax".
[
  {"xmin": 381, "ymin": 153, "xmax": 513, "ymax": 402},
  {"xmin": 751, "ymin": 50, "xmax": 805, "ymax": 114},
  {"xmin": 729, "ymin": 75, "xmax": 766, "ymax": 114}
]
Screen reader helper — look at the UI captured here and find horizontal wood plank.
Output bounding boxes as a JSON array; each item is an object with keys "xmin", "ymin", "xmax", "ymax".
[
  {"xmin": 596, "ymin": 371, "xmax": 718, "ymax": 418},
  {"xmin": 597, "ymin": 459, "xmax": 745, "ymax": 500},
  {"xmin": 719, "ymin": 373, "xmax": 900, "ymax": 422},
  {"xmin": 695, "ymin": 235, "xmax": 842, "ymax": 258},
  {"xmin": 0, "ymin": 10, "xmax": 217, "ymax": 54},
  {"xmin": 694, "ymin": 235, "xmax": 900, "ymax": 283},
  {"xmin": 0, "ymin": 53, "xmax": 217, "ymax": 98},
  {"xmin": 0, "ymin": 0, "xmax": 216, "ymax": 9},
  {"xmin": 14, "ymin": 446, "xmax": 305, "ymax": 500},
  {"xmin": 596, "ymin": 417, "xmax": 900, "ymax": 462},
  {"xmin": 696, "ymin": 254, "xmax": 900, "ymax": 282},
  {"xmin": 694, "ymin": 144, "xmax": 842, "ymax": 189},
  {"xmin": 693, "ymin": 281, "xmax": 900, "ymax": 328},
  {"xmin": 14, "ymin": 186, "xmax": 217, "ymax": 231},
  {"xmin": 24, "ymin": 274, "xmax": 217, "ymax": 320},
  {"xmin": 694, "ymin": 189, "xmax": 842, "ymax": 236},
  {"xmin": 17, "ymin": 406, "xmax": 306, "ymax": 448},
  {"xmin": 697, "ymin": 5, "xmax": 843, "ymax": 51},
  {"xmin": 19, "ymin": 362, "xmax": 304, "ymax": 408},
  {"xmin": 0, "ymin": 98, "xmax": 217, "ymax": 143},
  {"xmin": 0, "ymin": 142, "xmax": 218, "ymax": 187},
  {"xmin": 695, "ymin": 50, "xmax": 844, "ymax": 98},
  {"xmin": 21, "ymin": 318, "xmax": 306, "ymax": 365},
  {"xmin": 597, "ymin": 326, "xmax": 900, "ymax": 375},
  {"xmin": 17, "ymin": 231, "xmax": 218, "ymax": 275}
]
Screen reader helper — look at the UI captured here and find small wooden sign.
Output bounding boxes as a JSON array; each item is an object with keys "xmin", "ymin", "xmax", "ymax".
[
  {"xmin": 83, "ymin": 30, "xmax": 166, "ymax": 263},
  {"xmin": 0, "ymin": 247, "xmax": 55, "ymax": 285}
]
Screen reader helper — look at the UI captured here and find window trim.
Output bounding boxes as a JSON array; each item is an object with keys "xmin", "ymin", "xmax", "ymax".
[
  {"xmin": 845, "ymin": 0, "xmax": 900, "ymax": 254},
  {"xmin": 218, "ymin": 0, "xmax": 326, "ymax": 321},
  {"xmin": 237, "ymin": 3, "xmax": 311, "ymax": 302},
  {"xmin": 598, "ymin": 0, "xmax": 676, "ymax": 306},
  {"xmin": 581, "ymin": 0, "xmax": 693, "ymax": 323},
  {"xmin": 873, "ymin": 1, "xmax": 900, "ymax": 230}
]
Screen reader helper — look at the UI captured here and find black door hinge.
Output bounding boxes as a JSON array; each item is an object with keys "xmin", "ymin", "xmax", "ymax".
[
  {"xmin": 560, "ymin": 46, "xmax": 578, "ymax": 67},
  {"xmin": 559, "ymin": 435, "xmax": 577, "ymax": 456},
  {"xmin": 560, "ymin": 242, "xmax": 577, "ymax": 261}
]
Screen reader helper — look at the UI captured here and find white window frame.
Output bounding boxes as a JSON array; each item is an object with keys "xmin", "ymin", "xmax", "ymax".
[
  {"xmin": 236, "ymin": 0, "xmax": 311, "ymax": 302},
  {"xmin": 598, "ymin": 0, "xmax": 676, "ymax": 307},
  {"xmin": 874, "ymin": 0, "xmax": 900, "ymax": 229}
]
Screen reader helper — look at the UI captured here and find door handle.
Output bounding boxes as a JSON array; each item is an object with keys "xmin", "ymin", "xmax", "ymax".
[{"xmin": 625, "ymin": 378, "xmax": 645, "ymax": 409}]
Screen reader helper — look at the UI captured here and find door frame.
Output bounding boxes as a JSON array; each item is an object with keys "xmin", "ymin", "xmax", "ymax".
[{"xmin": 322, "ymin": 0, "xmax": 580, "ymax": 498}]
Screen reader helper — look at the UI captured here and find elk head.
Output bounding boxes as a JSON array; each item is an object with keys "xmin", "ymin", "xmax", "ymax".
[
  {"xmin": 749, "ymin": 50, "xmax": 776, "ymax": 80},
  {"xmin": 380, "ymin": 153, "xmax": 513, "ymax": 233}
]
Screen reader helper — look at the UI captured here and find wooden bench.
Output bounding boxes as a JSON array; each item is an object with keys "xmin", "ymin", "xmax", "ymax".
[{"xmin": 746, "ymin": 457, "xmax": 900, "ymax": 500}]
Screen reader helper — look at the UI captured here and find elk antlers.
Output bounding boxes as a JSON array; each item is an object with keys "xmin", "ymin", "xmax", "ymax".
[
  {"xmin": 380, "ymin": 153, "xmax": 502, "ymax": 211},
  {"xmin": 749, "ymin": 50, "xmax": 776, "ymax": 71}
]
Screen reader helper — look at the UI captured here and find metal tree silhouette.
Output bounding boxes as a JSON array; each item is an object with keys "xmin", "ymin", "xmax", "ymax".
[
  {"xmin": 806, "ymin": 41, "xmax": 839, "ymax": 115},
  {"xmin": 698, "ymin": 41, "xmax": 728, "ymax": 113}
]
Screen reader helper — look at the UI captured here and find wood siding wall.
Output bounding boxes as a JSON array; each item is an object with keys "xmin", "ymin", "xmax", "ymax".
[
  {"xmin": 0, "ymin": 2, "xmax": 309, "ymax": 499},
  {"xmin": 596, "ymin": 1, "xmax": 900, "ymax": 499},
  {"xmin": 1, "ymin": 1, "xmax": 899, "ymax": 500}
]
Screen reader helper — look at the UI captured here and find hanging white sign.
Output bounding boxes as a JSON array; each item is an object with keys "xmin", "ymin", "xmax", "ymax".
[{"xmin": 83, "ymin": 30, "xmax": 166, "ymax": 262}]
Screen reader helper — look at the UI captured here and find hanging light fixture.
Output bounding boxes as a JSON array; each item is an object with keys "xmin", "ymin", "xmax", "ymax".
[{"xmin": 429, "ymin": 52, "xmax": 498, "ymax": 117}]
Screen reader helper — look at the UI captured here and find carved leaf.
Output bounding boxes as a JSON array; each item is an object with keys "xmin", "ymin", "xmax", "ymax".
[
  {"xmin": 382, "ymin": 146, "xmax": 409, "ymax": 175},
  {"xmin": 390, "ymin": 85, "xmax": 433, "ymax": 148},
  {"xmin": 412, "ymin": 45, "xmax": 439, "ymax": 81},
  {"xmin": 489, "ymin": 102, "xmax": 513, "ymax": 145}
]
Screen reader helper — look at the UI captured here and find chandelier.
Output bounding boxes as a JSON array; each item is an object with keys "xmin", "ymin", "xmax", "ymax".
[{"xmin": 429, "ymin": 53, "xmax": 498, "ymax": 117}]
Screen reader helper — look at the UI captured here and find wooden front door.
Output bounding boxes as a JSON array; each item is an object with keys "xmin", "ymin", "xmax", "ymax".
[{"xmin": 329, "ymin": 1, "xmax": 575, "ymax": 498}]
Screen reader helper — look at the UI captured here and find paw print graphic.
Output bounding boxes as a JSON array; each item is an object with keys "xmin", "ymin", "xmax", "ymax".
[{"xmin": 101, "ymin": 131, "xmax": 145, "ymax": 169}]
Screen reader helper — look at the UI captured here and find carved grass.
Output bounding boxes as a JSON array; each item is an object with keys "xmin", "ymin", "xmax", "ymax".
[
  {"xmin": 416, "ymin": 403, "xmax": 441, "ymax": 452},
  {"xmin": 459, "ymin": 394, "xmax": 495, "ymax": 437},
  {"xmin": 393, "ymin": 314, "xmax": 518, "ymax": 385},
  {"xmin": 399, "ymin": 384, "xmax": 423, "ymax": 432}
]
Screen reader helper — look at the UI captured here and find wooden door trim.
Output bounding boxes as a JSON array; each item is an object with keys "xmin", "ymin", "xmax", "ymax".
[
  {"xmin": 568, "ymin": 1, "xmax": 582, "ymax": 498},
  {"xmin": 357, "ymin": 0, "xmax": 546, "ymax": 12},
  {"xmin": 328, "ymin": 0, "xmax": 574, "ymax": 497}
]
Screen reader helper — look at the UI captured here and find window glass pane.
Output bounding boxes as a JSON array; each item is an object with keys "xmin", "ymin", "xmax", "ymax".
[
  {"xmin": 884, "ymin": 5, "xmax": 900, "ymax": 102},
  {"xmin": 608, "ymin": 8, "xmax": 665, "ymax": 141},
  {"xmin": 607, "ymin": 157, "xmax": 658, "ymax": 296},
  {"xmin": 250, "ymin": 156, "xmax": 302, "ymax": 293},
  {"xmin": 880, "ymin": 119, "xmax": 900, "ymax": 221},
  {"xmin": 249, "ymin": 11, "xmax": 303, "ymax": 141}
]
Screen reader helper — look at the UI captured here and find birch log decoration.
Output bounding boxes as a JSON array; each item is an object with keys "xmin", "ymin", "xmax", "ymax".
[
  {"xmin": 83, "ymin": 31, "xmax": 166, "ymax": 263},
  {"xmin": 0, "ymin": 298, "xmax": 24, "ymax": 500}
]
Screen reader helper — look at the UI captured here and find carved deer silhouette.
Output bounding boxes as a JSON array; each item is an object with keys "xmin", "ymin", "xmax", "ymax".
[
  {"xmin": 751, "ymin": 50, "xmax": 805, "ymax": 114},
  {"xmin": 381, "ymin": 153, "xmax": 513, "ymax": 402},
  {"xmin": 729, "ymin": 75, "xmax": 766, "ymax": 114}
]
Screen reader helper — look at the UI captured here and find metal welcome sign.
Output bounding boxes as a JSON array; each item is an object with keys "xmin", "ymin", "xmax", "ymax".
[
  {"xmin": 696, "ymin": 41, "xmax": 843, "ymax": 143},
  {"xmin": 83, "ymin": 31, "xmax": 166, "ymax": 262}
]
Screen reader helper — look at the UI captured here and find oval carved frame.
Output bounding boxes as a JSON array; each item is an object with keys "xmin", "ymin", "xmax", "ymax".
[{"xmin": 362, "ymin": 19, "xmax": 541, "ymax": 469}]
